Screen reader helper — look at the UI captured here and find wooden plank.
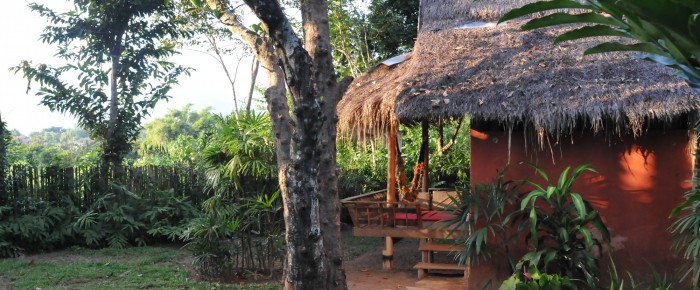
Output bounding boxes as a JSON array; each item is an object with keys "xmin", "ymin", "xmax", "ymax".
[
  {"xmin": 352, "ymin": 227, "xmax": 462, "ymax": 239},
  {"xmin": 418, "ymin": 243, "xmax": 464, "ymax": 252},
  {"xmin": 413, "ymin": 262, "xmax": 469, "ymax": 271}
]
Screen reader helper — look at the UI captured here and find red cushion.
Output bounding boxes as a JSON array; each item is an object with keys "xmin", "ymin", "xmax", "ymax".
[
  {"xmin": 394, "ymin": 213, "xmax": 419, "ymax": 220},
  {"xmin": 421, "ymin": 210, "xmax": 455, "ymax": 221}
]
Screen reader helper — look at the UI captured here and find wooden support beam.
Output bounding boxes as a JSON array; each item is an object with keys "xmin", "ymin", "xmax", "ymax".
[
  {"xmin": 383, "ymin": 120, "xmax": 398, "ymax": 270},
  {"xmin": 421, "ymin": 120, "xmax": 430, "ymax": 209}
]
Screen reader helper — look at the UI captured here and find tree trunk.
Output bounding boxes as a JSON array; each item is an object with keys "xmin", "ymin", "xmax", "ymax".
[
  {"xmin": 101, "ymin": 40, "xmax": 122, "ymax": 192},
  {"xmin": 245, "ymin": 57, "xmax": 259, "ymax": 113},
  {"xmin": 205, "ymin": 0, "xmax": 348, "ymax": 287}
]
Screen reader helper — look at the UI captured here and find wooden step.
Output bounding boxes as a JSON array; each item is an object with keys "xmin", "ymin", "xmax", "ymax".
[
  {"xmin": 418, "ymin": 243, "xmax": 464, "ymax": 252},
  {"xmin": 413, "ymin": 262, "xmax": 469, "ymax": 271}
]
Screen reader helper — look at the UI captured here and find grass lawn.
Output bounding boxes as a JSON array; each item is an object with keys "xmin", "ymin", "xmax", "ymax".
[
  {"xmin": 0, "ymin": 246, "xmax": 280, "ymax": 290},
  {"xmin": 0, "ymin": 229, "xmax": 378, "ymax": 289}
]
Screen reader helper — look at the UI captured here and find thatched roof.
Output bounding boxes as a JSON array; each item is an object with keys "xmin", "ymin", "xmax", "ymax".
[
  {"xmin": 337, "ymin": 55, "xmax": 412, "ymax": 139},
  {"xmin": 395, "ymin": 24, "xmax": 698, "ymax": 135},
  {"xmin": 420, "ymin": 0, "xmax": 536, "ymax": 31},
  {"xmin": 336, "ymin": 0, "xmax": 700, "ymax": 139}
]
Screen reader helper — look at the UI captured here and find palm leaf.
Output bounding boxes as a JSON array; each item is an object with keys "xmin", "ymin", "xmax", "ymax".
[{"xmin": 522, "ymin": 12, "xmax": 626, "ymax": 31}]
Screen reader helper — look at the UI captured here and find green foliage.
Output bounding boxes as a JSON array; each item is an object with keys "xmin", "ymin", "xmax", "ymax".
[
  {"xmin": 135, "ymin": 105, "xmax": 216, "ymax": 167},
  {"xmin": 8, "ymin": 127, "xmax": 96, "ymax": 168},
  {"xmin": 181, "ymin": 112, "xmax": 283, "ymax": 278},
  {"xmin": 73, "ymin": 184, "xmax": 198, "ymax": 248},
  {"xmin": 182, "ymin": 192, "xmax": 283, "ymax": 278},
  {"xmin": 444, "ymin": 168, "xmax": 523, "ymax": 266},
  {"xmin": 448, "ymin": 165, "xmax": 610, "ymax": 287},
  {"xmin": 515, "ymin": 164, "xmax": 610, "ymax": 288},
  {"xmin": 202, "ymin": 112, "xmax": 277, "ymax": 195},
  {"xmin": 607, "ymin": 255, "xmax": 674, "ymax": 290},
  {"xmin": 500, "ymin": 270, "xmax": 575, "ymax": 290},
  {"xmin": 670, "ymin": 175, "xmax": 700, "ymax": 287},
  {"xmin": 0, "ymin": 246, "xmax": 280, "ymax": 289},
  {"xmin": 399, "ymin": 120, "xmax": 471, "ymax": 187},
  {"xmin": 0, "ymin": 196, "xmax": 81, "ymax": 257},
  {"xmin": 499, "ymin": 0, "xmax": 700, "ymax": 89},
  {"xmin": 13, "ymin": 0, "xmax": 191, "ymax": 171},
  {"xmin": 329, "ymin": 0, "xmax": 374, "ymax": 77},
  {"xmin": 328, "ymin": 0, "xmax": 418, "ymax": 77},
  {"xmin": 367, "ymin": 0, "xmax": 419, "ymax": 60},
  {"xmin": 0, "ymin": 113, "xmax": 7, "ymax": 202},
  {"xmin": 0, "ymin": 184, "xmax": 198, "ymax": 258},
  {"xmin": 140, "ymin": 104, "xmax": 216, "ymax": 149},
  {"xmin": 336, "ymin": 139, "xmax": 388, "ymax": 198}
]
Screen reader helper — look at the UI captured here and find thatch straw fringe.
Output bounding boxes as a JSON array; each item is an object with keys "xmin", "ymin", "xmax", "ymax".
[
  {"xmin": 393, "ymin": 24, "xmax": 698, "ymax": 136},
  {"xmin": 420, "ymin": 0, "xmax": 537, "ymax": 31},
  {"xmin": 336, "ymin": 59, "xmax": 412, "ymax": 141},
  {"xmin": 337, "ymin": 1, "xmax": 700, "ymax": 141}
]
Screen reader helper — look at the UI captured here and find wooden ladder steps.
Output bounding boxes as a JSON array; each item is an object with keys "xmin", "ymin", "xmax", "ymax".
[
  {"xmin": 414, "ymin": 262, "xmax": 470, "ymax": 279},
  {"xmin": 414, "ymin": 262, "xmax": 469, "ymax": 271},
  {"xmin": 415, "ymin": 242, "xmax": 469, "ymax": 279},
  {"xmin": 418, "ymin": 242, "xmax": 464, "ymax": 252}
]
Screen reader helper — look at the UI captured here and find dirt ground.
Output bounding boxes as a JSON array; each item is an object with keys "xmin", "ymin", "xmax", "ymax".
[
  {"xmin": 0, "ymin": 240, "xmax": 474, "ymax": 290},
  {"xmin": 345, "ymin": 238, "xmax": 471, "ymax": 290}
]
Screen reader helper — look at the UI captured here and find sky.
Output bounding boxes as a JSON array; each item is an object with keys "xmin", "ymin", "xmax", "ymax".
[{"xmin": 0, "ymin": 0, "xmax": 259, "ymax": 135}]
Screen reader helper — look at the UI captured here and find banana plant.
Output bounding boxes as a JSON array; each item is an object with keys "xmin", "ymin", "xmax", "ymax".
[{"xmin": 499, "ymin": 0, "xmax": 700, "ymax": 89}]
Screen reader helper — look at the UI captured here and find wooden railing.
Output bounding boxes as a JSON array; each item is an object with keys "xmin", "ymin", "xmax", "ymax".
[{"xmin": 341, "ymin": 189, "xmax": 462, "ymax": 239}]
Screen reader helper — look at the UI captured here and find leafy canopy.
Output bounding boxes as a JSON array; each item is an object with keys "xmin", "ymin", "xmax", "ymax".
[{"xmin": 13, "ymin": 0, "xmax": 191, "ymax": 163}]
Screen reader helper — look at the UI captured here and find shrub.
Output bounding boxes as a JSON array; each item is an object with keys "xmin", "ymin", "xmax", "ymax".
[{"xmin": 513, "ymin": 164, "xmax": 610, "ymax": 288}]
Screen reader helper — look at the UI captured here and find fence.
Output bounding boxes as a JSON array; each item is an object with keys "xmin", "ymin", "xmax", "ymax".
[{"xmin": 2, "ymin": 164, "xmax": 208, "ymax": 209}]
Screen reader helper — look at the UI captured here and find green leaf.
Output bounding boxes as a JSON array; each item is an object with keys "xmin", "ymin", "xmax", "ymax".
[
  {"xmin": 530, "ymin": 207, "xmax": 538, "ymax": 247},
  {"xmin": 557, "ymin": 166, "xmax": 571, "ymax": 191},
  {"xmin": 554, "ymin": 25, "xmax": 632, "ymax": 44},
  {"xmin": 529, "ymin": 163, "xmax": 549, "ymax": 182},
  {"xmin": 522, "ymin": 13, "xmax": 626, "ymax": 31},
  {"xmin": 579, "ymin": 227, "xmax": 593, "ymax": 248},
  {"xmin": 584, "ymin": 42, "xmax": 668, "ymax": 56},
  {"xmin": 571, "ymin": 193, "xmax": 587, "ymax": 218},
  {"xmin": 498, "ymin": 0, "xmax": 594, "ymax": 23},
  {"xmin": 189, "ymin": 0, "xmax": 203, "ymax": 8}
]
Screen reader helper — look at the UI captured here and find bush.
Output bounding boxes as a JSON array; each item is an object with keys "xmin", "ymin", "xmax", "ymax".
[
  {"xmin": 513, "ymin": 164, "xmax": 610, "ymax": 288},
  {"xmin": 182, "ymin": 192, "xmax": 283, "ymax": 278}
]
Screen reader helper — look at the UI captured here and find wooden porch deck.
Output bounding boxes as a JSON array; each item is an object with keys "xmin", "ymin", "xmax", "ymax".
[{"xmin": 341, "ymin": 189, "xmax": 469, "ymax": 278}]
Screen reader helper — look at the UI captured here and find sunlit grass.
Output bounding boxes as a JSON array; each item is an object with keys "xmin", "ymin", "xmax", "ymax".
[{"xmin": 0, "ymin": 246, "xmax": 280, "ymax": 290}]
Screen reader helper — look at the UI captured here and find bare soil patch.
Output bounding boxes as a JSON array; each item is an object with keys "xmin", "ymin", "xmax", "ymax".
[{"xmin": 345, "ymin": 238, "xmax": 470, "ymax": 290}]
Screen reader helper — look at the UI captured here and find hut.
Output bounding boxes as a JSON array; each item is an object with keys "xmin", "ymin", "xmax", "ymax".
[{"xmin": 338, "ymin": 0, "xmax": 700, "ymax": 284}]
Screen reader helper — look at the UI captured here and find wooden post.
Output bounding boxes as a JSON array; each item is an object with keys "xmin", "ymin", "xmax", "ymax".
[
  {"xmin": 383, "ymin": 120, "xmax": 398, "ymax": 270},
  {"xmin": 421, "ymin": 121, "xmax": 430, "ymax": 207},
  {"xmin": 421, "ymin": 120, "xmax": 434, "ymax": 264}
]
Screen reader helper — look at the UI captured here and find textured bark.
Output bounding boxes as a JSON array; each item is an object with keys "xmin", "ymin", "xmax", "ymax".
[{"xmin": 205, "ymin": 0, "xmax": 346, "ymax": 288}]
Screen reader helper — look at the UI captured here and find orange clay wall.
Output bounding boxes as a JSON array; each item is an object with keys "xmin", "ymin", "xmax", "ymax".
[{"xmin": 470, "ymin": 127, "xmax": 692, "ymax": 278}]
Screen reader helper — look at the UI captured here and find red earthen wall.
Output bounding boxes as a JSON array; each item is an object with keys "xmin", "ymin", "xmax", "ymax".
[{"xmin": 470, "ymin": 127, "xmax": 692, "ymax": 278}]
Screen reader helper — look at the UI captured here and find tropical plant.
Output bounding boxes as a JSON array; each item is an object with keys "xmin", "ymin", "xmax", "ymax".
[
  {"xmin": 498, "ymin": 0, "xmax": 700, "ymax": 89},
  {"xmin": 182, "ymin": 192, "xmax": 283, "ymax": 278},
  {"xmin": 181, "ymin": 112, "xmax": 282, "ymax": 278},
  {"xmin": 500, "ymin": 269, "xmax": 575, "ymax": 290},
  {"xmin": 444, "ymin": 167, "xmax": 523, "ymax": 268},
  {"xmin": 201, "ymin": 112, "xmax": 277, "ymax": 195},
  {"xmin": 0, "ymin": 196, "xmax": 77, "ymax": 258},
  {"xmin": 515, "ymin": 164, "xmax": 610, "ymax": 288},
  {"xmin": 14, "ymin": 0, "xmax": 191, "ymax": 187},
  {"xmin": 670, "ymin": 176, "xmax": 700, "ymax": 287}
]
